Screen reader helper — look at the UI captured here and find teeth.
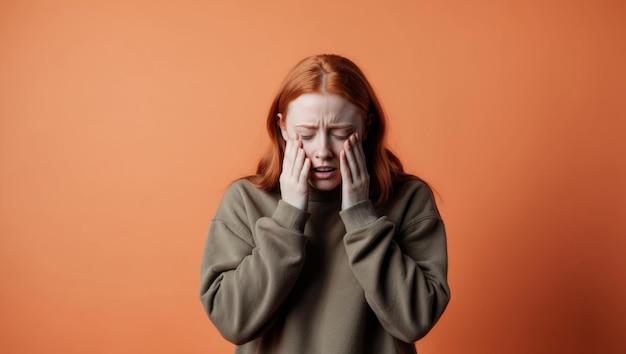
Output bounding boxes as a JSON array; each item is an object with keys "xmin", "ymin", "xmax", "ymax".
[{"xmin": 316, "ymin": 168, "xmax": 333, "ymax": 172}]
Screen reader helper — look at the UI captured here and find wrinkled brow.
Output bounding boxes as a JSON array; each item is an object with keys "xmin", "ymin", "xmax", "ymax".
[{"xmin": 294, "ymin": 124, "xmax": 355, "ymax": 129}]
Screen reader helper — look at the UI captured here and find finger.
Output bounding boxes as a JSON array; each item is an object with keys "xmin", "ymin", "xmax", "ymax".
[
  {"xmin": 354, "ymin": 133, "xmax": 368, "ymax": 177},
  {"xmin": 340, "ymin": 149, "xmax": 352, "ymax": 184},
  {"xmin": 300, "ymin": 158, "xmax": 311, "ymax": 184},
  {"xmin": 285, "ymin": 134, "xmax": 301, "ymax": 174},
  {"xmin": 344, "ymin": 135, "xmax": 360, "ymax": 181},
  {"xmin": 283, "ymin": 138, "xmax": 295, "ymax": 172},
  {"xmin": 291, "ymin": 135, "xmax": 303, "ymax": 176},
  {"xmin": 293, "ymin": 146, "xmax": 305, "ymax": 177}
]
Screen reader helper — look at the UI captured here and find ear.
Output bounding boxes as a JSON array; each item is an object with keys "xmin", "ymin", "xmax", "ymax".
[{"xmin": 278, "ymin": 113, "xmax": 288, "ymax": 141}]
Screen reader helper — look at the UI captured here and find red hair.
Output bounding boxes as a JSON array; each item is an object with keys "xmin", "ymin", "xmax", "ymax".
[{"xmin": 248, "ymin": 54, "xmax": 419, "ymax": 207}]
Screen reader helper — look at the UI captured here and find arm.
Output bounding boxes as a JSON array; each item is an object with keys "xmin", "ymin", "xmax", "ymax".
[
  {"xmin": 200, "ymin": 135, "xmax": 312, "ymax": 344},
  {"xmin": 199, "ymin": 199, "xmax": 308, "ymax": 345},
  {"xmin": 339, "ymin": 133, "xmax": 450, "ymax": 342},
  {"xmin": 340, "ymin": 198, "xmax": 450, "ymax": 343}
]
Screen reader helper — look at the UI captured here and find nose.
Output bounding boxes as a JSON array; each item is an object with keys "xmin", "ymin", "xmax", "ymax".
[{"xmin": 313, "ymin": 135, "xmax": 332, "ymax": 160}]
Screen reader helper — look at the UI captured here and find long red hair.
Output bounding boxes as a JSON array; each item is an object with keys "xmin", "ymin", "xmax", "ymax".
[{"xmin": 248, "ymin": 54, "xmax": 419, "ymax": 207}]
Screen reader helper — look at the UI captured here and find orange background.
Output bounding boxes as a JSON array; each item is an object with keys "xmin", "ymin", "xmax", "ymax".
[{"xmin": 1, "ymin": 1, "xmax": 625, "ymax": 353}]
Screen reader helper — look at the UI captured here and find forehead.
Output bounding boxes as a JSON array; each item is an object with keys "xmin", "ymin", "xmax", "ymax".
[{"xmin": 286, "ymin": 93, "xmax": 362, "ymax": 127}]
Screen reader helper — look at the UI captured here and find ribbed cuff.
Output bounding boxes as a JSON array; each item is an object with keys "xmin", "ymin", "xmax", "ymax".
[
  {"xmin": 272, "ymin": 200, "xmax": 310, "ymax": 233},
  {"xmin": 339, "ymin": 200, "xmax": 378, "ymax": 232}
]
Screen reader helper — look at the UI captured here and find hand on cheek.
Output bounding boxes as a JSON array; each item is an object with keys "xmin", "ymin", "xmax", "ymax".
[
  {"xmin": 279, "ymin": 134, "xmax": 311, "ymax": 211},
  {"xmin": 340, "ymin": 133, "xmax": 370, "ymax": 210}
]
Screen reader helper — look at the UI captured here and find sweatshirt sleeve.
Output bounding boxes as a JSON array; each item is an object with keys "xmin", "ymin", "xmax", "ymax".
[
  {"xmin": 339, "ymin": 192, "xmax": 450, "ymax": 343},
  {"xmin": 199, "ymin": 191, "xmax": 309, "ymax": 345}
]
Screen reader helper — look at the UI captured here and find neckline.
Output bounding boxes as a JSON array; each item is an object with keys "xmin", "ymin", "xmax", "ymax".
[{"xmin": 308, "ymin": 184, "xmax": 342, "ymax": 202}]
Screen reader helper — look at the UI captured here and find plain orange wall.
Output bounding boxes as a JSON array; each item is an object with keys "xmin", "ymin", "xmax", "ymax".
[{"xmin": 1, "ymin": 1, "xmax": 625, "ymax": 353}]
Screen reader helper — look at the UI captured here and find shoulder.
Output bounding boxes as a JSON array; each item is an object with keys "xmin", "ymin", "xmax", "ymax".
[
  {"xmin": 378, "ymin": 177, "xmax": 442, "ymax": 225},
  {"xmin": 221, "ymin": 178, "xmax": 258, "ymax": 200},
  {"xmin": 219, "ymin": 178, "xmax": 276, "ymax": 201},
  {"xmin": 394, "ymin": 177, "xmax": 433, "ymax": 195},
  {"xmin": 393, "ymin": 178, "xmax": 437, "ymax": 209},
  {"xmin": 214, "ymin": 178, "xmax": 280, "ymax": 221}
]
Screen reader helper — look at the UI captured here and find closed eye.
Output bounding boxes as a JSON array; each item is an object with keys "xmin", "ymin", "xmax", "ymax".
[
  {"xmin": 333, "ymin": 135, "xmax": 350, "ymax": 140},
  {"xmin": 299, "ymin": 135, "xmax": 314, "ymax": 140}
]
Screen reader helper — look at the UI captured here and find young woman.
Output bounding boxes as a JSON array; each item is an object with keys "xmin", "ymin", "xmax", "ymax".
[{"xmin": 200, "ymin": 54, "xmax": 450, "ymax": 354}]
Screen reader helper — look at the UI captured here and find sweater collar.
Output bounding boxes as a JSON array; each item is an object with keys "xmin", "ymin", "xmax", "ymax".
[{"xmin": 308, "ymin": 184, "xmax": 342, "ymax": 202}]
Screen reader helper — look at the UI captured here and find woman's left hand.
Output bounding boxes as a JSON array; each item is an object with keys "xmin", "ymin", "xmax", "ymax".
[{"xmin": 340, "ymin": 133, "xmax": 370, "ymax": 210}]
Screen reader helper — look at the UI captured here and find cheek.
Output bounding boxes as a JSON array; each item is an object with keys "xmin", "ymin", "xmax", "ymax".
[
  {"xmin": 300, "ymin": 143, "xmax": 315, "ymax": 159},
  {"xmin": 331, "ymin": 141, "xmax": 345, "ymax": 156}
]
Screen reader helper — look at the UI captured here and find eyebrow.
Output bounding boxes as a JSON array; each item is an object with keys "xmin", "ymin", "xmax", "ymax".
[{"xmin": 294, "ymin": 124, "xmax": 355, "ymax": 129}]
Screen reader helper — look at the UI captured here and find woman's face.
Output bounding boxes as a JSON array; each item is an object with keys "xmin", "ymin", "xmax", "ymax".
[{"xmin": 280, "ymin": 93, "xmax": 364, "ymax": 191}]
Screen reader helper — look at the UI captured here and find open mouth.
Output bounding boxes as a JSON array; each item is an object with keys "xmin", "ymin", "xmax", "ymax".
[
  {"xmin": 313, "ymin": 167, "xmax": 336, "ymax": 172},
  {"xmin": 311, "ymin": 167, "xmax": 337, "ymax": 180}
]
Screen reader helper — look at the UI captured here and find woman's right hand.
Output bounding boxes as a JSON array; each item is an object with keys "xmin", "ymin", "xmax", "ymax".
[{"xmin": 279, "ymin": 135, "xmax": 311, "ymax": 211}]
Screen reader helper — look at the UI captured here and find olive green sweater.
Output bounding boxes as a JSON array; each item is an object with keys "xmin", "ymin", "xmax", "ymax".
[{"xmin": 200, "ymin": 178, "xmax": 450, "ymax": 354}]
